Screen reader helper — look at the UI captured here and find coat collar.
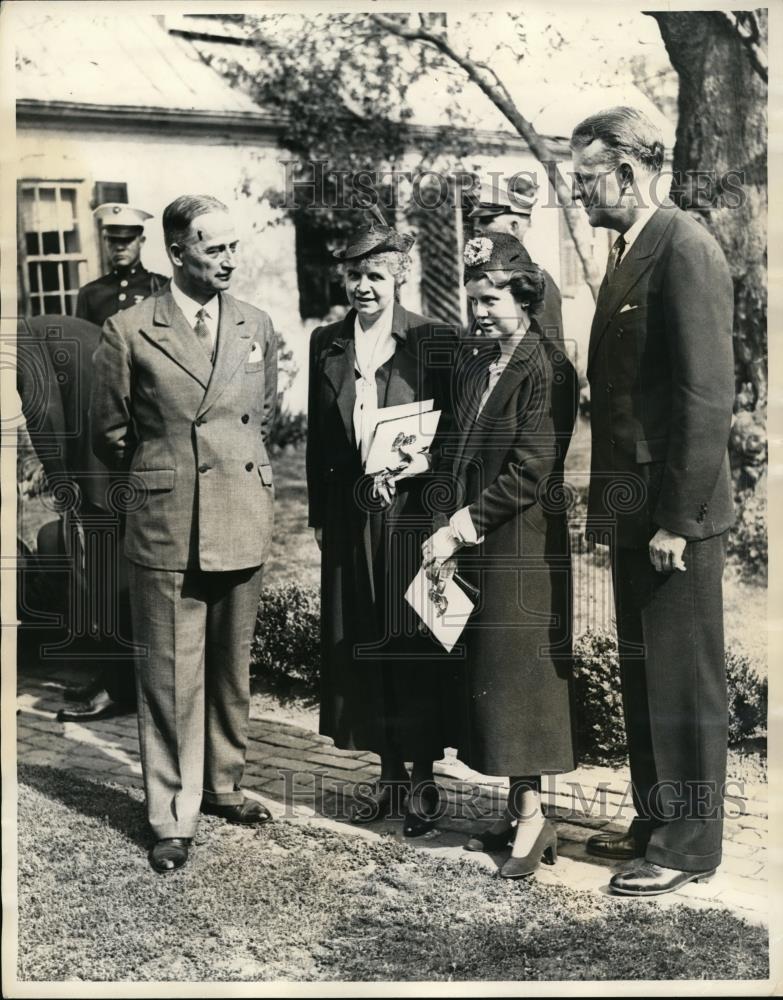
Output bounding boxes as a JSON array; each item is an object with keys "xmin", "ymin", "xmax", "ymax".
[
  {"xmin": 588, "ymin": 199, "xmax": 679, "ymax": 368},
  {"xmin": 322, "ymin": 301, "xmax": 417, "ymax": 449},
  {"xmin": 453, "ymin": 320, "xmax": 544, "ymax": 473}
]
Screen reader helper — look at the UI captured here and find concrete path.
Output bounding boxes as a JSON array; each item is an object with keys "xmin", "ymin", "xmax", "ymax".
[{"xmin": 16, "ymin": 665, "xmax": 768, "ymax": 927}]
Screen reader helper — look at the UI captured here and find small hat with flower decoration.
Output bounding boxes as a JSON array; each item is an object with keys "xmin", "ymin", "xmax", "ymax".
[{"xmin": 463, "ymin": 231, "xmax": 533, "ymax": 278}]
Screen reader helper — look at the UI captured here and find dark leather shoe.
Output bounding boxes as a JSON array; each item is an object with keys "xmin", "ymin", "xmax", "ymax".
[
  {"xmin": 465, "ymin": 824, "xmax": 514, "ymax": 853},
  {"xmin": 150, "ymin": 837, "xmax": 190, "ymax": 873},
  {"xmin": 56, "ymin": 689, "xmax": 135, "ymax": 723},
  {"xmin": 403, "ymin": 783, "xmax": 442, "ymax": 838},
  {"xmin": 609, "ymin": 861, "xmax": 717, "ymax": 896},
  {"xmin": 500, "ymin": 820, "xmax": 558, "ymax": 879},
  {"xmin": 200, "ymin": 797, "xmax": 272, "ymax": 825},
  {"xmin": 586, "ymin": 829, "xmax": 642, "ymax": 861},
  {"xmin": 350, "ymin": 779, "xmax": 410, "ymax": 824}
]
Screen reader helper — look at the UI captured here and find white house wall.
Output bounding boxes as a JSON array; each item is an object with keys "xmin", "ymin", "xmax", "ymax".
[{"xmin": 17, "ymin": 126, "xmax": 317, "ymax": 412}]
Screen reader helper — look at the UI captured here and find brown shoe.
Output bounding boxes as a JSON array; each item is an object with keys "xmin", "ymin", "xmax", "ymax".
[
  {"xmin": 200, "ymin": 797, "xmax": 272, "ymax": 825},
  {"xmin": 150, "ymin": 837, "xmax": 190, "ymax": 873},
  {"xmin": 585, "ymin": 829, "xmax": 642, "ymax": 861}
]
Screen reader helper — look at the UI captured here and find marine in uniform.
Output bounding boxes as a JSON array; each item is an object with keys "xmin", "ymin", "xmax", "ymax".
[
  {"xmin": 75, "ymin": 203, "xmax": 168, "ymax": 326},
  {"xmin": 468, "ymin": 178, "xmax": 564, "ymax": 343}
]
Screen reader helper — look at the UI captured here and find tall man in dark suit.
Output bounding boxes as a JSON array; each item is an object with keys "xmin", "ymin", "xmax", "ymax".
[
  {"xmin": 91, "ymin": 195, "xmax": 278, "ymax": 873},
  {"xmin": 571, "ymin": 107, "xmax": 735, "ymax": 896}
]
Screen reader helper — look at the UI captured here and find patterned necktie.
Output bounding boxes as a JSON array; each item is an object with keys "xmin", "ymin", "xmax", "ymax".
[
  {"xmin": 606, "ymin": 233, "xmax": 627, "ymax": 282},
  {"xmin": 194, "ymin": 308, "xmax": 214, "ymax": 363}
]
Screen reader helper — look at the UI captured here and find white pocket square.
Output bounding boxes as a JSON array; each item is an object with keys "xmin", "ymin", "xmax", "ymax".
[
  {"xmin": 619, "ymin": 303, "xmax": 639, "ymax": 313},
  {"xmin": 247, "ymin": 341, "xmax": 263, "ymax": 362}
]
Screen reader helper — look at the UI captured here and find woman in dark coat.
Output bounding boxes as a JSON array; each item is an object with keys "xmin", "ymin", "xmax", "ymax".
[
  {"xmin": 423, "ymin": 231, "xmax": 578, "ymax": 876},
  {"xmin": 306, "ymin": 218, "xmax": 458, "ymax": 835}
]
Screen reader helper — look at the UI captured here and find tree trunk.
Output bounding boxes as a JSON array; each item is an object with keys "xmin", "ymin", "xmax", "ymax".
[{"xmin": 651, "ymin": 10, "xmax": 767, "ymax": 490}]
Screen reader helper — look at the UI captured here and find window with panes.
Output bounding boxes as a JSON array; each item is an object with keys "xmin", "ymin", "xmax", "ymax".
[{"xmin": 19, "ymin": 183, "xmax": 87, "ymax": 316}]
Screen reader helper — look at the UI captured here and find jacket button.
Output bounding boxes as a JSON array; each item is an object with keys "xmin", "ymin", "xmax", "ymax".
[
  {"xmin": 606, "ymin": 382, "xmax": 614, "ymax": 392},
  {"xmin": 195, "ymin": 417, "xmax": 205, "ymax": 427},
  {"xmin": 610, "ymin": 438, "xmax": 616, "ymax": 446},
  {"xmin": 241, "ymin": 414, "xmax": 249, "ymax": 424},
  {"xmin": 245, "ymin": 462, "xmax": 254, "ymax": 471},
  {"xmin": 199, "ymin": 463, "xmax": 209, "ymax": 473}
]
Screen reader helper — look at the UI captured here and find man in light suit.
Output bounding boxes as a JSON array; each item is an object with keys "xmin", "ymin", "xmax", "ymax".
[
  {"xmin": 91, "ymin": 195, "xmax": 278, "ymax": 873},
  {"xmin": 571, "ymin": 107, "xmax": 735, "ymax": 896}
]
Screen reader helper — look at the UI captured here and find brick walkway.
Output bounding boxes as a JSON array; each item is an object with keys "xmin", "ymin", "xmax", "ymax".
[{"xmin": 16, "ymin": 665, "xmax": 768, "ymax": 927}]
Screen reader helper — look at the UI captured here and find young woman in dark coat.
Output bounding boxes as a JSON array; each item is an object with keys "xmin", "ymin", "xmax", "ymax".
[
  {"xmin": 306, "ymin": 218, "xmax": 459, "ymax": 836},
  {"xmin": 423, "ymin": 232, "xmax": 578, "ymax": 877}
]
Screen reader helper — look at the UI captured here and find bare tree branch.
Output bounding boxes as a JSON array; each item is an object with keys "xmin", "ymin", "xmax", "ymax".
[{"xmin": 370, "ymin": 12, "xmax": 603, "ymax": 296}]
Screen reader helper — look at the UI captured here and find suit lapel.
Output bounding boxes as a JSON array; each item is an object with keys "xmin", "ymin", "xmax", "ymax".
[
  {"xmin": 322, "ymin": 311, "xmax": 357, "ymax": 448},
  {"xmin": 198, "ymin": 293, "xmax": 252, "ymax": 418},
  {"xmin": 149, "ymin": 290, "xmax": 213, "ymax": 390},
  {"xmin": 588, "ymin": 202, "xmax": 679, "ymax": 369}
]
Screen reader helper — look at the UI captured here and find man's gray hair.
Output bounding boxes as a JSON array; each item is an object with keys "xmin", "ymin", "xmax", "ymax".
[
  {"xmin": 162, "ymin": 194, "xmax": 229, "ymax": 247},
  {"xmin": 570, "ymin": 106, "xmax": 665, "ymax": 174}
]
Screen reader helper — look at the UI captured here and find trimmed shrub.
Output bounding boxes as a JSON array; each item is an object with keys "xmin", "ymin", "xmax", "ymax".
[
  {"xmin": 249, "ymin": 587, "xmax": 766, "ymax": 758},
  {"xmin": 728, "ymin": 483, "xmax": 767, "ymax": 581},
  {"xmin": 572, "ymin": 628, "xmax": 626, "ymax": 761},
  {"xmin": 572, "ymin": 627, "xmax": 767, "ymax": 762},
  {"xmin": 726, "ymin": 646, "xmax": 767, "ymax": 744},
  {"xmin": 251, "ymin": 583, "xmax": 320, "ymax": 688}
]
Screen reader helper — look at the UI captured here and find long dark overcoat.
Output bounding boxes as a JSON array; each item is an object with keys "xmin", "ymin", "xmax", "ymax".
[
  {"xmin": 444, "ymin": 323, "xmax": 579, "ymax": 776},
  {"xmin": 307, "ymin": 302, "xmax": 459, "ymax": 758}
]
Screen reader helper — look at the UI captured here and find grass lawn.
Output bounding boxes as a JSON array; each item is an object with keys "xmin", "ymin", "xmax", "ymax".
[{"xmin": 17, "ymin": 764, "xmax": 768, "ymax": 984}]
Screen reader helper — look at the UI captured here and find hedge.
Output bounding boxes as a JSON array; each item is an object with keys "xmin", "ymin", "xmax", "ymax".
[{"xmin": 250, "ymin": 585, "xmax": 767, "ymax": 761}]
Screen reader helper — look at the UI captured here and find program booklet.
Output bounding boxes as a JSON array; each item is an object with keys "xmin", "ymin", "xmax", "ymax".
[{"xmin": 364, "ymin": 406, "xmax": 441, "ymax": 475}]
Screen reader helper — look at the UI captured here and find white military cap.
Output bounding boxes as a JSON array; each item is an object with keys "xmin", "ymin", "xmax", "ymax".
[
  {"xmin": 468, "ymin": 177, "xmax": 539, "ymax": 219},
  {"xmin": 94, "ymin": 203, "xmax": 153, "ymax": 236}
]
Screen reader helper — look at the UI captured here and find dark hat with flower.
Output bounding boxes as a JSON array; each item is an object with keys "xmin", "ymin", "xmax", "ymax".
[
  {"xmin": 332, "ymin": 204, "xmax": 415, "ymax": 260},
  {"xmin": 463, "ymin": 232, "xmax": 533, "ymax": 278}
]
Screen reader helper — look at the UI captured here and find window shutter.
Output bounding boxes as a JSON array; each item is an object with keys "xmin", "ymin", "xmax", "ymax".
[
  {"xmin": 417, "ymin": 179, "xmax": 466, "ymax": 329},
  {"xmin": 92, "ymin": 182, "xmax": 128, "ymax": 209}
]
